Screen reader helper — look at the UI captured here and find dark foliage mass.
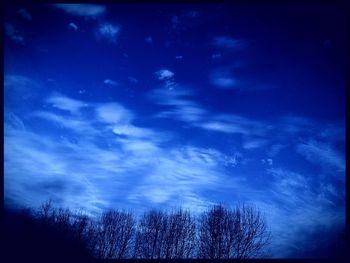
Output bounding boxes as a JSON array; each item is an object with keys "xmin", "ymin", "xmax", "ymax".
[
  {"xmin": 3, "ymin": 203, "xmax": 94, "ymax": 262},
  {"xmin": 3, "ymin": 201, "xmax": 271, "ymax": 261}
]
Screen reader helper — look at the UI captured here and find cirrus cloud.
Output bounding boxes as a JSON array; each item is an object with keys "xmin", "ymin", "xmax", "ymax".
[
  {"xmin": 98, "ymin": 23, "xmax": 120, "ymax": 43},
  {"xmin": 212, "ymin": 36, "xmax": 244, "ymax": 49},
  {"xmin": 53, "ymin": 4, "xmax": 106, "ymax": 18}
]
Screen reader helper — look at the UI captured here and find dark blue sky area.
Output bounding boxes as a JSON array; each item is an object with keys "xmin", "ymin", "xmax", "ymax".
[{"xmin": 4, "ymin": 3, "xmax": 346, "ymax": 258}]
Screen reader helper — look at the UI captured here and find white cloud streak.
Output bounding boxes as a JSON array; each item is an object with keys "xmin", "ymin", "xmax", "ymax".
[
  {"xmin": 53, "ymin": 4, "xmax": 106, "ymax": 17},
  {"xmin": 296, "ymin": 140, "xmax": 345, "ymax": 173},
  {"xmin": 103, "ymin": 79, "xmax": 119, "ymax": 86},
  {"xmin": 46, "ymin": 93, "xmax": 88, "ymax": 114},
  {"xmin": 149, "ymin": 87, "xmax": 271, "ymax": 138},
  {"xmin": 68, "ymin": 22, "xmax": 78, "ymax": 31}
]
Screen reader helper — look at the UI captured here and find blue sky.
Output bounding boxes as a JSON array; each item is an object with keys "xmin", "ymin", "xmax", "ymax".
[{"xmin": 4, "ymin": 3, "xmax": 346, "ymax": 258}]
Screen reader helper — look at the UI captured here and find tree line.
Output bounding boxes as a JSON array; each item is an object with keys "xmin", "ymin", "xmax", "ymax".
[{"xmin": 3, "ymin": 201, "xmax": 271, "ymax": 260}]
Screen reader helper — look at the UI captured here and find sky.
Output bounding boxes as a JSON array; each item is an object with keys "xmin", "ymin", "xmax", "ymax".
[{"xmin": 4, "ymin": 3, "xmax": 346, "ymax": 258}]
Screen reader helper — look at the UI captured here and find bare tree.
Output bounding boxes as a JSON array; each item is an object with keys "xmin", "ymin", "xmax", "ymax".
[
  {"xmin": 82, "ymin": 214, "xmax": 101, "ymax": 254},
  {"xmin": 134, "ymin": 209, "xmax": 168, "ymax": 259},
  {"xmin": 94, "ymin": 210, "xmax": 135, "ymax": 259},
  {"xmin": 198, "ymin": 204, "xmax": 232, "ymax": 259},
  {"xmin": 70, "ymin": 209, "xmax": 94, "ymax": 249},
  {"xmin": 32, "ymin": 201, "xmax": 270, "ymax": 259},
  {"xmin": 162, "ymin": 208, "xmax": 196, "ymax": 258},
  {"xmin": 37, "ymin": 199, "xmax": 55, "ymax": 225},
  {"xmin": 53, "ymin": 208, "xmax": 72, "ymax": 232},
  {"xmin": 198, "ymin": 204, "xmax": 270, "ymax": 259},
  {"xmin": 231, "ymin": 204, "xmax": 271, "ymax": 258}
]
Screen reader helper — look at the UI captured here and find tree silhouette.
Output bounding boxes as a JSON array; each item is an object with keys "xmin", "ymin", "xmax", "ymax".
[
  {"xmin": 162, "ymin": 208, "xmax": 196, "ymax": 258},
  {"xmin": 4, "ymin": 205, "xmax": 94, "ymax": 262},
  {"xmin": 133, "ymin": 209, "xmax": 168, "ymax": 259},
  {"xmin": 93, "ymin": 210, "xmax": 135, "ymax": 259},
  {"xmin": 4, "ymin": 202, "xmax": 271, "ymax": 260},
  {"xmin": 198, "ymin": 204, "xmax": 270, "ymax": 259}
]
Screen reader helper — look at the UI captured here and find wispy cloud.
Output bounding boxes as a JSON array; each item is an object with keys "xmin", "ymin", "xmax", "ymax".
[
  {"xmin": 103, "ymin": 79, "xmax": 119, "ymax": 86},
  {"xmin": 243, "ymin": 138, "xmax": 268, "ymax": 149},
  {"xmin": 149, "ymin": 88, "xmax": 206, "ymax": 122},
  {"xmin": 263, "ymin": 167, "xmax": 345, "ymax": 257},
  {"xmin": 5, "ymin": 89, "xmax": 235, "ymax": 214},
  {"xmin": 296, "ymin": 139, "xmax": 345, "ymax": 173},
  {"xmin": 5, "ymin": 97, "xmax": 345, "ymax": 259},
  {"xmin": 169, "ymin": 10, "xmax": 199, "ymax": 33},
  {"xmin": 319, "ymin": 124, "xmax": 345, "ymax": 143},
  {"xmin": 149, "ymin": 87, "xmax": 271, "ymax": 138},
  {"xmin": 98, "ymin": 23, "xmax": 120, "ymax": 43},
  {"xmin": 112, "ymin": 125, "xmax": 155, "ymax": 138},
  {"xmin": 128, "ymin": 76, "xmax": 138, "ymax": 83},
  {"xmin": 149, "ymin": 85, "xmax": 344, "ymax": 181},
  {"xmin": 199, "ymin": 121, "xmax": 243, "ymax": 133},
  {"xmin": 267, "ymin": 144, "xmax": 287, "ymax": 157},
  {"xmin": 32, "ymin": 111, "xmax": 97, "ymax": 135},
  {"xmin": 268, "ymin": 168, "xmax": 308, "ymax": 193},
  {"xmin": 128, "ymin": 146, "xmax": 225, "ymax": 210},
  {"xmin": 211, "ymin": 76, "xmax": 237, "ymax": 89},
  {"xmin": 149, "ymin": 87, "xmax": 195, "ymax": 103},
  {"xmin": 155, "ymin": 69, "xmax": 174, "ymax": 80},
  {"xmin": 212, "ymin": 36, "xmax": 244, "ymax": 49},
  {"xmin": 68, "ymin": 22, "xmax": 78, "ymax": 31},
  {"xmin": 4, "ymin": 74, "xmax": 345, "ymax": 258},
  {"xmin": 53, "ymin": 4, "xmax": 106, "ymax": 17},
  {"xmin": 4, "ymin": 75, "xmax": 42, "ymax": 109},
  {"xmin": 4, "ymin": 75, "xmax": 40, "ymax": 93},
  {"xmin": 278, "ymin": 116, "xmax": 312, "ymax": 134},
  {"xmin": 197, "ymin": 114, "xmax": 269, "ymax": 136},
  {"xmin": 5, "ymin": 112, "xmax": 25, "ymax": 131},
  {"xmin": 210, "ymin": 69, "xmax": 239, "ymax": 89},
  {"xmin": 155, "ymin": 69, "xmax": 176, "ymax": 89},
  {"xmin": 5, "ymin": 23, "xmax": 24, "ymax": 44},
  {"xmin": 157, "ymin": 105, "xmax": 206, "ymax": 122},
  {"xmin": 96, "ymin": 103, "xmax": 133, "ymax": 125},
  {"xmin": 46, "ymin": 93, "xmax": 88, "ymax": 114},
  {"xmin": 17, "ymin": 8, "xmax": 32, "ymax": 20}
]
